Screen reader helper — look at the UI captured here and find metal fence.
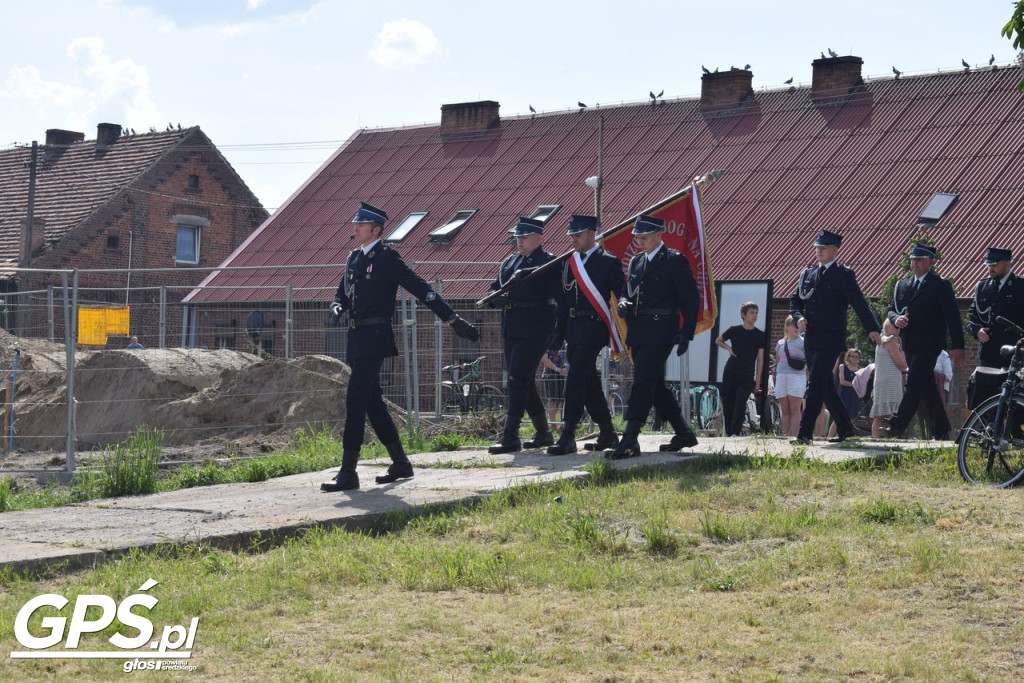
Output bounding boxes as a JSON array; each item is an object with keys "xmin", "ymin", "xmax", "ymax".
[{"xmin": 0, "ymin": 263, "xmax": 636, "ymax": 478}]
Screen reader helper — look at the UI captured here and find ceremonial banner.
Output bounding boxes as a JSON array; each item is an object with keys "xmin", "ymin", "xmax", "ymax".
[{"xmin": 601, "ymin": 181, "xmax": 718, "ymax": 338}]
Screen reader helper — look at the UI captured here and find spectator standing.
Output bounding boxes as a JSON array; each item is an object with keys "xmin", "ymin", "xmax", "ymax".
[
  {"xmin": 872, "ymin": 320, "xmax": 907, "ymax": 437},
  {"xmin": 126, "ymin": 336, "xmax": 144, "ymax": 350},
  {"xmin": 716, "ymin": 302, "xmax": 766, "ymax": 436},
  {"xmin": 829, "ymin": 349, "xmax": 862, "ymax": 437},
  {"xmin": 774, "ymin": 315, "xmax": 806, "ymax": 437}
]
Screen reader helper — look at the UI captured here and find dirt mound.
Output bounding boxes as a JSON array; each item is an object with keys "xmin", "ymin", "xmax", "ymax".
[{"xmin": 0, "ymin": 330, "xmax": 395, "ymax": 451}]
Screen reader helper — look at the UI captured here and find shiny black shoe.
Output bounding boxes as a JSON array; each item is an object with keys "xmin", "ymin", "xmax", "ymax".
[
  {"xmin": 488, "ymin": 436, "xmax": 522, "ymax": 454},
  {"xmin": 376, "ymin": 461, "xmax": 414, "ymax": 484},
  {"xmin": 660, "ymin": 432, "xmax": 699, "ymax": 451},
  {"xmin": 523, "ymin": 431, "xmax": 554, "ymax": 449},
  {"xmin": 584, "ymin": 433, "xmax": 619, "ymax": 451},
  {"xmin": 827, "ymin": 430, "xmax": 854, "ymax": 443},
  {"xmin": 791, "ymin": 437, "xmax": 812, "ymax": 445},
  {"xmin": 321, "ymin": 470, "xmax": 359, "ymax": 491}
]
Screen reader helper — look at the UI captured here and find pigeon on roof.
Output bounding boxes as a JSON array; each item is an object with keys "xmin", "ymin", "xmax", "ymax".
[
  {"xmin": 827, "ymin": 48, "xmax": 838, "ymax": 58},
  {"xmin": 785, "ymin": 77, "xmax": 793, "ymax": 84},
  {"xmin": 892, "ymin": 66, "xmax": 902, "ymax": 79}
]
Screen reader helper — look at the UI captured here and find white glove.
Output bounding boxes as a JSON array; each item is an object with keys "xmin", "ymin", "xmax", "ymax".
[{"xmin": 330, "ymin": 301, "xmax": 344, "ymax": 317}]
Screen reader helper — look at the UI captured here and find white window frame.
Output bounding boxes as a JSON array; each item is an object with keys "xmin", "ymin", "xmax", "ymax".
[
  {"xmin": 429, "ymin": 209, "xmax": 477, "ymax": 243},
  {"xmin": 385, "ymin": 211, "xmax": 429, "ymax": 243},
  {"xmin": 171, "ymin": 214, "xmax": 209, "ymax": 265}
]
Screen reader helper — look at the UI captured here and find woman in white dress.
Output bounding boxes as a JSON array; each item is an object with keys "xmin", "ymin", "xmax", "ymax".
[
  {"xmin": 872, "ymin": 319, "xmax": 908, "ymax": 437},
  {"xmin": 774, "ymin": 315, "xmax": 807, "ymax": 436}
]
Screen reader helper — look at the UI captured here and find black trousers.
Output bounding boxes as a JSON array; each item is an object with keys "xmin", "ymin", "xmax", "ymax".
[
  {"xmin": 625, "ymin": 343, "xmax": 683, "ymax": 424},
  {"xmin": 563, "ymin": 342, "xmax": 612, "ymax": 427},
  {"xmin": 343, "ymin": 355, "xmax": 400, "ymax": 451},
  {"xmin": 722, "ymin": 372, "xmax": 754, "ymax": 436},
  {"xmin": 798, "ymin": 348, "xmax": 851, "ymax": 440},
  {"xmin": 892, "ymin": 348, "xmax": 950, "ymax": 437},
  {"xmin": 503, "ymin": 336, "xmax": 548, "ymax": 426}
]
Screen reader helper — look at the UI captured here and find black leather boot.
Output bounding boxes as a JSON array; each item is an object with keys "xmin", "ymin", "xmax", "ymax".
[
  {"xmin": 584, "ymin": 421, "xmax": 619, "ymax": 451},
  {"xmin": 523, "ymin": 413, "xmax": 554, "ymax": 449},
  {"xmin": 660, "ymin": 410, "xmax": 699, "ymax": 451},
  {"xmin": 376, "ymin": 442, "xmax": 414, "ymax": 484},
  {"xmin": 609, "ymin": 420, "xmax": 644, "ymax": 459},
  {"xmin": 322, "ymin": 449, "xmax": 360, "ymax": 491},
  {"xmin": 488, "ymin": 419, "xmax": 522, "ymax": 454},
  {"xmin": 547, "ymin": 423, "xmax": 578, "ymax": 455}
]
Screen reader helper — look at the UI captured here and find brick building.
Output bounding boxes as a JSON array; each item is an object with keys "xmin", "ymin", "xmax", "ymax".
[{"xmin": 0, "ymin": 124, "xmax": 268, "ymax": 346}]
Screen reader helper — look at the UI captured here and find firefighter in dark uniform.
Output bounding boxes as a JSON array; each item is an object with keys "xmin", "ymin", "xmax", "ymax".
[
  {"xmin": 790, "ymin": 229, "xmax": 881, "ymax": 444},
  {"xmin": 612, "ymin": 214, "xmax": 700, "ymax": 459},
  {"xmin": 968, "ymin": 248, "xmax": 1024, "ymax": 368},
  {"xmin": 546, "ymin": 214, "xmax": 626, "ymax": 455},
  {"xmin": 886, "ymin": 242, "xmax": 965, "ymax": 440},
  {"xmin": 966, "ymin": 248, "xmax": 1024, "ymax": 407},
  {"xmin": 322, "ymin": 202, "xmax": 479, "ymax": 492},
  {"xmin": 487, "ymin": 216, "xmax": 561, "ymax": 454}
]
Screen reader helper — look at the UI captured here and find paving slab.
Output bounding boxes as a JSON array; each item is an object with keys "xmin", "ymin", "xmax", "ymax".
[{"xmin": 0, "ymin": 434, "xmax": 942, "ymax": 573}]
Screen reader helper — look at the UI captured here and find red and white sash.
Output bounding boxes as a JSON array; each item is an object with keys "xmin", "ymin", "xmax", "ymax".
[{"xmin": 569, "ymin": 252, "xmax": 625, "ymax": 353}]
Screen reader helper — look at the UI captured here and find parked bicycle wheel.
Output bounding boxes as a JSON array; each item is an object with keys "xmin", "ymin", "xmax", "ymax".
[
  {"xmin": 697, "ymin": 386, "xmax": 722, "ymax": 431},
  {"xmin": 608, "ymin": 391, "xmax": 625, "ymax": 418},
  {"xmin": 440, "ymin": 385, "xmax": 464, "ymax": 415},
  {"xmin": 957, "ymin": 394, "xmax": 1024, "ymax": 487},
  {"xmin": 476, "ymin": 385, "xmax": 506, "ymax": 413},
  {"xmin": 767, "ymin": 397, "xmax": 783, "ymax": 435}
]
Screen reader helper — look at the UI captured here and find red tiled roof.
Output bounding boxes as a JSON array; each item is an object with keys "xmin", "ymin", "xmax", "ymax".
[
  {"xmin": 188, "ymin": 66, "xmax": 1024, "ymax": 304},
  {"xmin": 0, "ymin": 127, "xmax": 195, "ymax": 276}
]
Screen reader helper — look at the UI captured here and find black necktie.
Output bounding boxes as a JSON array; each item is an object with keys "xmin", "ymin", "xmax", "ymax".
[
  {"xmin": 910, "ymin": 279, "xmax": 920, "ymax": 295},
  {"xmin": 638, "ymin": 257, "xmax": 647, "ymax": 278},
  {"xmin": 818, "ymin": 265, "xmax": 826, "ymax": 279}
]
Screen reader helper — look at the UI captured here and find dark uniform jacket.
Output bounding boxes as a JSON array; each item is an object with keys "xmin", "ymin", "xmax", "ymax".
[
  {"xmin": 554, "ymin": 247, "xmax": 626, "ymax": 346},
  {"xmin": 489, "ymin": 247, "xmax": 560, "ymax": 341},
  {"xmin": 790, "ymin": 262, "xmax": 880, "ymax": 351},
  {"xmin": 967, "ymin": 272, "xmax": 1024, "ymax": 367},
  {"xmin": 887, "ymin": 271, "xmax": 965, "ymax": 353},
  {"xmin": 333, "ymin": 241, "xmax": 454, "ymax": 361},
  {"xmin": 619, "ymin": 245, "xmax": 699, "ymax": 348}
]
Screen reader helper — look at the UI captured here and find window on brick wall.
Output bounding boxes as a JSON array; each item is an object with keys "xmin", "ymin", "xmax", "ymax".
[
  {"xmin": 188, "ymin": 174, "xmax": 200, "ymax": 190},
  {"xmin": 175, "ymin": 225, "xmax": 201, "ymax": 264},
  {"xmin": 171, "ymin": 214, "xmax": 209, "ymax": 265},
  {"xmin": 107, "ymin": 235, "xmax": 120, "ymax": 250}
]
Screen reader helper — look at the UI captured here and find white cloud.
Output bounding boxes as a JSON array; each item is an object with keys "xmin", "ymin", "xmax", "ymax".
[
  {"xmin": 0, "ymin": 37, "xmax": 160, "ymax": 134},
  {"xmin": 367, "ymin": 18, "xmax": 441, "ymax": 69},
  {"xmin": 246, "ymin": 0, "xmax": 268, "ymax": 9}
]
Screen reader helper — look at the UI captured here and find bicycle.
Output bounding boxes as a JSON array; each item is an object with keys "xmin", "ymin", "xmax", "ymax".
[
  {"xmin": 957, "ymin": 315, "xmax": 1024, "ymax": 487},
  {"xmin": 690, "ymin": 384, "xmax": 723, "ymax": 433},
  {"xmin": 607, "ymin": 379, "xmax": 626, "ymax": 418},
  {"xmin": 439, "ymin": 356, "xmax": 506, "ymax": 415}
]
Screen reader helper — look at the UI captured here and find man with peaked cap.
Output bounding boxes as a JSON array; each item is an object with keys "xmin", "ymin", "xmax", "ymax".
[
  {"xmin": 322, "ymin": 202, "xmax": 479, "ymax": 492},
  {"xmin": 486, "ymin": 216, "xmax": 562, "ymax": 454},
  {"xmin": 967, "ymin": 248, "xmax": 1024, "ymax": 369},
  {"xmin": 611, "ymin": 213, "xmax": 700, "ymax": 459},
  {"xmin": 885, "ymin": 242, "xmax": 965, "ymax": 440},
  {"xmin": 790, "ymin": 229, "xmax": 881, "ymax": 445},
  {"xmin": 546, "ymin": 214, "xmax": 626, "ymax": 455}
]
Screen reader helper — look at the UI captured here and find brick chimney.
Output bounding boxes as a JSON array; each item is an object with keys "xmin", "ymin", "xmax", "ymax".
[
  {"xmin": 440, "ymin": 100, "xmax": 500, "ymax": 135},
  {"xmin": 96, "ymin": 122, "xmax": 121, "ymax": 150},
  {"xmin": 812, "ymin": 55, "xmax": 864, "ymax": 100},
  {"xmin": 44, "ymin": 128, "xmax": 85, "ymax": 148},
  {"xmin": 700, "ymin": 68, "xmax": 754, "ymax": 113}
]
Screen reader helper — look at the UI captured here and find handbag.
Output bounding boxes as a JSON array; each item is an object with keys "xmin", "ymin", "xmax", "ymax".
[{"xmin": 784, "ymin": 338, "xmax": 807, "ymax": 370}]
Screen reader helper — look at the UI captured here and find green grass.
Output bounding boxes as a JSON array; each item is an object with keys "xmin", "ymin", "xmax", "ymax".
[
  {"xmin": 4, "ymin": 444, "xmax": 1017, "ymax": 680},
  {"xmin": 0, "ymin": 424, "xmax": 490, "ymax": 512}
]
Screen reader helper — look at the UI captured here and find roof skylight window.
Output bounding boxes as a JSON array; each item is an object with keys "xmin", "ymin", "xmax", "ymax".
[{"xmin": 428, "ymin": 209, "xmax": 477, "ymax": 243}]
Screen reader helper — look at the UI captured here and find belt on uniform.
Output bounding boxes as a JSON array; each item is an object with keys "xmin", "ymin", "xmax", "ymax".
[
  {"xmin": 569, "ymin": 308, "xmax": 603, "ymax": 321},
  {"xmin": 349, "ymin": 316, "xmax": 391, "ymax": 329},
  {"xmin": 635, "ymin": 308, "xmax": 679, "ymax": 317},
  {"xmin": 506, "ymin": 299, "xmax": 557, "ymax": 309}
]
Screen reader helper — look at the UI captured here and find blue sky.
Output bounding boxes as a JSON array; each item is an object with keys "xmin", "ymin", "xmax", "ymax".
[{"xmin": 1, "ymin": 1, "xmax": 1016, "ymax": 211}]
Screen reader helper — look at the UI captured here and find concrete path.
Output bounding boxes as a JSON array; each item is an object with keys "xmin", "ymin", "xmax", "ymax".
[{"xmin": 0, "ymin": 434, "xmax": 937, "ymax": 573}]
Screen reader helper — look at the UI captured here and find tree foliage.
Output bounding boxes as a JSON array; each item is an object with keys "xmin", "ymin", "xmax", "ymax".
[{"xmin": 1002, "ymin": 2, "xmax": 1024, "ymax": 90}]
